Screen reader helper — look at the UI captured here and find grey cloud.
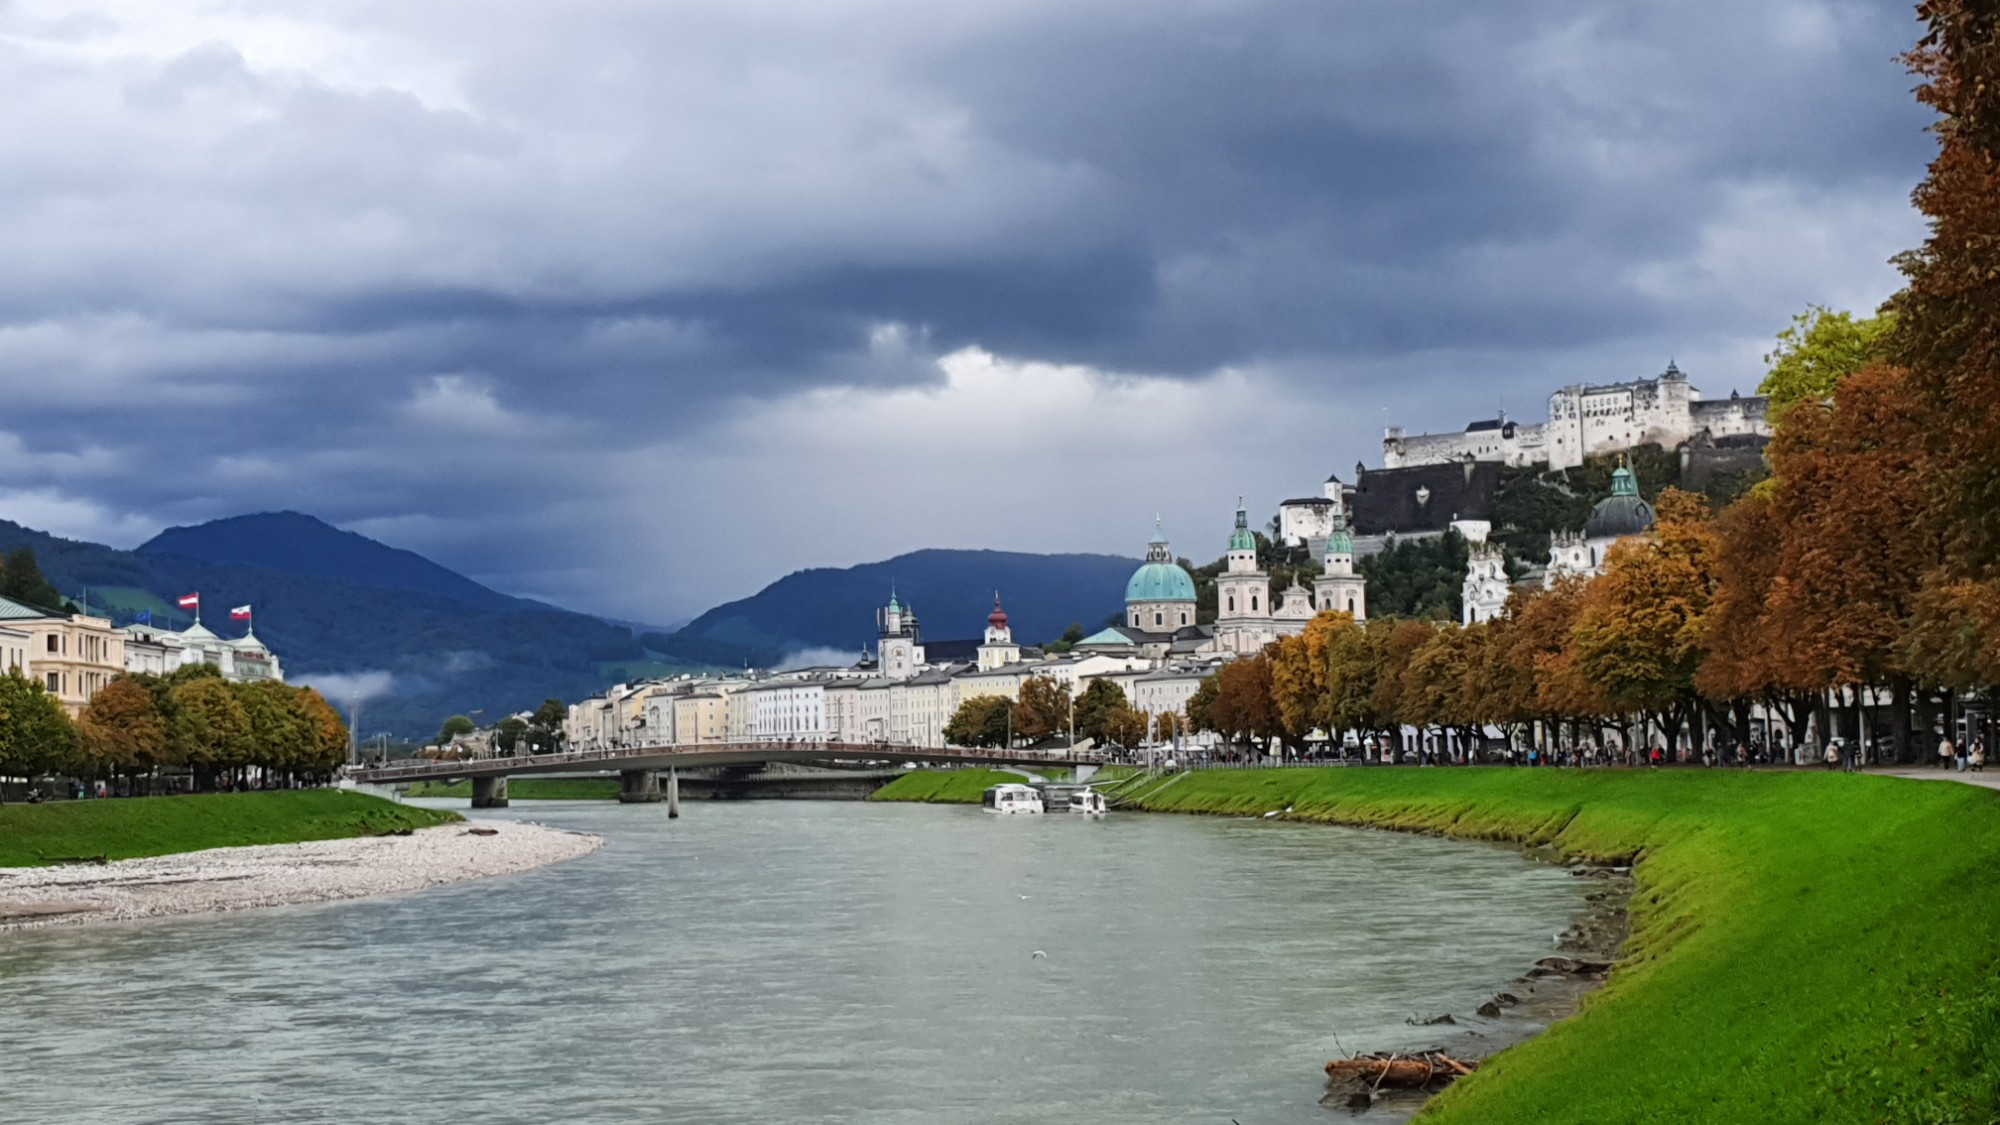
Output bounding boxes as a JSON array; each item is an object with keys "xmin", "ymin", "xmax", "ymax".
[{"xmin": 0, "ymin": 0, "xmax": 1935, "ymax": 618}]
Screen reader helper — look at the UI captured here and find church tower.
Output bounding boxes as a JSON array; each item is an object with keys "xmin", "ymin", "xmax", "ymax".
[
  {"xmin": 1313, "ymin": 508, "xmax": 1368, "ymax": 621},
  {"xmin": 977, "ymin": 592, "xmax": 1020, "ymax": 671},
  {"xmin": 877, "ymin": 588, "xmax": 924, "ymax": 680},
  {"xmin": 1461, "ymin": 545, "xmax": 1511, "ymax": 625},
  {"xmin": 1214, "ymin": 500, "xmax": 1273, "ymax": 653}
]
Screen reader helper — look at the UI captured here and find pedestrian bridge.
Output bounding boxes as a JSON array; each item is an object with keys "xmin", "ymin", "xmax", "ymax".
[{"xmin": 350, "ymin": 742, "xmax": 1109, "ymax": 811}]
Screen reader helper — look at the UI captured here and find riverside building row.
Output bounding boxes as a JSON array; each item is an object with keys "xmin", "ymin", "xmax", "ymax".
[
  {"xmin": 0, "ymin": 593, "xmax": 285, "ymax": 715},
  {"xmin": 561, "ymin": 505, "xmax": 1373, "ymax": 754}
]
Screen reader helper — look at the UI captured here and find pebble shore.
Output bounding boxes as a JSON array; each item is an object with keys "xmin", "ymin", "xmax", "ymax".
[{"xmin": 0, "ymin": 820, "xmax": 602, "ymax": 932}]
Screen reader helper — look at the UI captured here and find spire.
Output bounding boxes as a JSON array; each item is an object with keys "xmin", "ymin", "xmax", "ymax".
[
  {"xmin": 1145, "ymin": 518, "xmax": 1173, "ymax": 563},
  {"xmin": 1325, "ymin": 506, "xmax": 1354, "ymax": 557},
  {"xmin": 1228, "ymin": 497, "xmax": 1256, "ymax": 552},
  {"xmin": 1610, "ymin": 455, "xmax": 1639, "ymax": 497},
  {"xmin": 988, "ymin": 591, "xmax": 1009, "ymax": 630}
]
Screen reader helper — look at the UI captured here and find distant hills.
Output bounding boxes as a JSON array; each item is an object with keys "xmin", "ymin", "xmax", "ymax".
[
  {"xmin": 0, "ymin": 513, "xmax": 1139, "ymax": 735},
  {"xmin": 0, "ymin": 514, "xmax": 652, "ymax": 736},
  {"xmin": 648, "ymin": 549, "xmax": 1135, "ymax": 667},
  {"xmin": 138, "ymin": 512, "xmax": 535, "ymax": 613}
]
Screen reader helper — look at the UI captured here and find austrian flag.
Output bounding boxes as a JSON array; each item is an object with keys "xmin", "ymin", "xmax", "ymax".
[
  {"xmin": 177, "ymin": 593, "xmax": 199, "ymax": 609},
  {"xmin": 230, "ymin": 606, "xmax": 252, "ymax": 620}
]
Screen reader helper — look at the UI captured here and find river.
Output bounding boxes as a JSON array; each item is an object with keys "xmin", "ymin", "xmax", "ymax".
[{"xmin": 0, "ymin": 799, "xmax": 1585, "ymax": 1124}]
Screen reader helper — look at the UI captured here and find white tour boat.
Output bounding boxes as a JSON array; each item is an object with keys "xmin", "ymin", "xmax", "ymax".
[
  {"xmin": 1066, "ymin": 789, "xmax": 1108, "ymax": 816},
  {"xmin": 981, "ymin": 783, "xmax": 1045, "ymax": 815}
]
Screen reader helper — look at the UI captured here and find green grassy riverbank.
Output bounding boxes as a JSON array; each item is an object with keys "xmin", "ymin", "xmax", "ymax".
[
  {"xmin": 868, "ymin": 768, "xmax": 1032, "ymax": 803},
  {"xmin": 402, "ymin": 778, "xmax": 620, "ymax": 800},
  {"xmin": 880, "ymin": 766, "xmax": 2000, "ymax": 1123},
  {"xmin": 0, "ymin": 790, "xmax": 460, "ymax": 867}
]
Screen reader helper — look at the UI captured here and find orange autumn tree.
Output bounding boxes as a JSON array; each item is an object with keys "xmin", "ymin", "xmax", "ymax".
[
  {"xmin": 1695, "ymin": 493, "xmax": 1820, "ymax": 748},
  {"xmin": 1206, "ymin": 652, "xmax": 1281, "ymax": 754},
  {"xmin": 1570, "ymin": 489, "xmax": 1718, "ymax": 756},
  {"xmin": 1268, "ymin": 611, "xmax": 1347, "ymax": 749},
  {"xmin": 1762, "ymin": 364, "xmax": 1936, "ymax": 756},
  {"xmin": 1892, "ymin": 0, "xmax": 2000, "ymax": 714}
]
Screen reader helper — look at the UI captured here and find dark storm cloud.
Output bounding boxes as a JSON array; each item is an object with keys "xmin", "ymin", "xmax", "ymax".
[{"xmin": 0, "ymin": 0, "xmax": 1935, "ymax": 616}]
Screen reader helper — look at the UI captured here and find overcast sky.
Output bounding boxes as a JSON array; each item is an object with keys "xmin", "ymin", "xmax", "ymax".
[{"xmin": 0, "ymin": 0, "xmax": 1932, "ymax": 624}]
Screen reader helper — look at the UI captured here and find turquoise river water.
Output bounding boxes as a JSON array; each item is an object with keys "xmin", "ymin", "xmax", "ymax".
[{"xmin": 0, "ymin": 798, "xmax": 1586, "ymax": 1124}]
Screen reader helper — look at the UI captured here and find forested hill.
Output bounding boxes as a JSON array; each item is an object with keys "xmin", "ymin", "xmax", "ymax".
[
  {"xmin": 0, "ymin": 518, "xmax": 650, "ymax": 736},
  {"xmin": 138, "ymin": 512, "xmax": 538, "ymax": 612},
  {"xmin": 651, "ymin": 549, "xmax": 1136, "ymax": 667}
]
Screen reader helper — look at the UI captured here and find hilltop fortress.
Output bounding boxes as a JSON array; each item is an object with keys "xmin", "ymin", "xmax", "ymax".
[{"xmin": 1381, "ymin": 361, "xmax": 1768, "ymax": 472}]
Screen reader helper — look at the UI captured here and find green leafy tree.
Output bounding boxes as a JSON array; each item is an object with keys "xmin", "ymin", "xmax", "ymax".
[
  {"xmin": 236, "ymin": 679, "xmax": 312, "ymax": 773},
  {"xmin": 1044, "ymin": 622, "xmax": 1087, "ymax": 654},
  {"xmin": 0, "ymin": 547, "xmax": 65, "ymax": 612},
  {"xmin": 944, "ymin": 695, "xmax": 1012, "ymax": 748},
  {"xmin": 493, "ymin": 716, "xmax": 528, "ymax": 754},
  {"xmin": 0, "ymin": 670, "xmax": 79, "ymax": 782},
  {"xmin": 170, "ymin": 676, "xmax": 252, "ymax": 774},
  {"xmin": 436, "ymin": 714, "xmax": 477, "ymax": 745},
  {"xmin": 527, "ymin": 697, "xmax": 567, "ymax": 754},
  {"xmin": 1072, "ymin": 678, "xmax": 1127, "ymax": 744},
  {"xmin": 1759, "ymin": 305, "xmax": 1895, "ymax": 418},
  {"xmin": 1358, "ymin": 531, "xmax": 1471, "ymax": 620},
  {"xmin": 1185, "ymin": 675, "xmax": 1218, "ymax": 735}
]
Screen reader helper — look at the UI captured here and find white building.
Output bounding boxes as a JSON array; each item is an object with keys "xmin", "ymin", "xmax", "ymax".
[
  {"xmin": 1276, "ymin": 474, "xmax": 1352, "ymax": 547},
  {"xmin": 746, "ymin": 679, "xmax": 830, "ymax": 743},
  {"xmin": 1462, "ymin": 462, "xmax": 1657, "ymax": 622},
  {"xmin": 1212, "ymin": 503, "xmax": 1314, "ymax": 655},
  {"xmin": 1380, "ymin": 362, "xmax": 1769, "ymax": 474},
  {"xmin": 1384, "ymin": 415, "xmax": 1547, "ymax": 470},
  {"xmin": 1311, "ymin": 509, "xmax": 1368, "ymax": 621},
  {"xmin": 0, "ymin": 625, "xmax": 26, "ymax": 677},
  {"xmin": 120, "ymin": 621, "xmax": 285, "ymax": 684},
  {"xmin": 976, "ymin": 594, "xmax": 1020, "ymax": 670}
]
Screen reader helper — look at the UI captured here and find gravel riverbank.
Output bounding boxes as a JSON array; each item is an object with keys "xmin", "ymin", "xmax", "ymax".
[{"xmin": 0, "ymin": 820, "xmax": 602, "ymax": 932}]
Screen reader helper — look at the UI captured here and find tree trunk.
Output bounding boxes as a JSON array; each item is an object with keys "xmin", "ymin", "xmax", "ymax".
[{"xmin": 1889, "ymin": 678, "xmax": 1912, "ymax": 765}]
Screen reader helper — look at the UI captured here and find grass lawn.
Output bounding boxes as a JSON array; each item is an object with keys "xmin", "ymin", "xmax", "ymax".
[
  {"xmin": 0, "ymin": 790, "xmax": 459, "ymax": 867},
  {"xmin": 404, "ymin": 777, "xmax": 620, "ymax": 800},
  {"xmin": 1098, "ymin": 767, "xmax": 2000, "ymax": 1124},
  {"xmin": 870, "ymin": 768, "xmax": 1032, "ymax": 803}
]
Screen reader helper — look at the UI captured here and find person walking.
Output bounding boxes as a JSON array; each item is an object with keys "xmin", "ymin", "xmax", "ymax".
[
  {"xmin": 1939, "ymin": 734, "xmax": 1956, "ymax": 770},
  {"xmin": 1972, "ymin": 741, "xmax": 1987, "ymax": 773},
  {"xmin": 1957, "ymin": 740, "xmax": 1970, "ymax": 773}
]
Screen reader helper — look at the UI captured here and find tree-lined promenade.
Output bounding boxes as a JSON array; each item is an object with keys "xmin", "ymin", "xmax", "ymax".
[
  {"xmin": 1172, "ymin": 6, "xmax": 2000, "ymax": 766},
  {"xmin": 0, "ymin": 666, "xmax": 349, "ymax": 798}
]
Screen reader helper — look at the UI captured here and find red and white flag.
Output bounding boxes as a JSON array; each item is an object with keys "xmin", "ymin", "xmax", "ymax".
[
  {"xmin": 177, "ymin": 593, "xmax": 199, "ymax": 609},
  {"xmin": 230, "ymin": 605, "xmax": 252, "ymax": 620}
]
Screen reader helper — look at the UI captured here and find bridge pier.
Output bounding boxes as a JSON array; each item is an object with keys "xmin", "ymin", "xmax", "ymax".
[
  {"xmin": 1073, "ymin": 764, "xmax": 1100, "ymax": 783},
  {"xmin": 618, "ymin": 769, "xmax": 662, "ymax": 803},
  {"xmin": 471, "ymin": 775, "xmax": 509, "ymax": 809},
  {"xmin": 667, "ymin": 768, "xmax": 680, "ymax": 819}
]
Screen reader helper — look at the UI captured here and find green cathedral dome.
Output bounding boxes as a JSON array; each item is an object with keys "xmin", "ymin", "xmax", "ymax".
[{"xmin": 1126, "ymin": 561, "xmax": 1198, "ymax": 604}]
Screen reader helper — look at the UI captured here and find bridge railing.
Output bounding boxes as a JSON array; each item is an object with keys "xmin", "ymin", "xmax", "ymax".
[{"xmin": 350, "ymin": 741, "xmax": 1112, "ymax": 783}]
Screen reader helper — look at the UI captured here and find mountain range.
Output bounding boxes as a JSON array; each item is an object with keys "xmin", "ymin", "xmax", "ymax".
[{"xmin": 0, "ymin": 512, "xmax": 1135, "ymax": 735}]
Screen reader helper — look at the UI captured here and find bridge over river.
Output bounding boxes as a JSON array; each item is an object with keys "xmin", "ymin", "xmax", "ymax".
[{"xmin": 350, "ymin": 742, "xmax": 1110, "ymax": 812}]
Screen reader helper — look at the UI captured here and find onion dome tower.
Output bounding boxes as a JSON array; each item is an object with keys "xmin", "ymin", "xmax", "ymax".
[{"xmin": 1124, "ymin": 519, "xmax": 1198, "ymax": 632}]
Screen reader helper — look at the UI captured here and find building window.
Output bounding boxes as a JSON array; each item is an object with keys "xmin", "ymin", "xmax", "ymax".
[
  {"xmin": 45, "ymin": 635, "xmax": 58, "ymax": 653},
  {"xmin": 1251, "ymin": 594, "xmax": 1260, "ymax": 612},
  {"xmin": 1153, "ymin": 612, "xmax": 1163, "ymax": 627},
  {"xmin": 1226, "ymin": 595, "xmax": 1235, "ymax": 613},
  {"xmin": 46, "ymin": 672, "xmax": 59, "ymax": 692}
]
